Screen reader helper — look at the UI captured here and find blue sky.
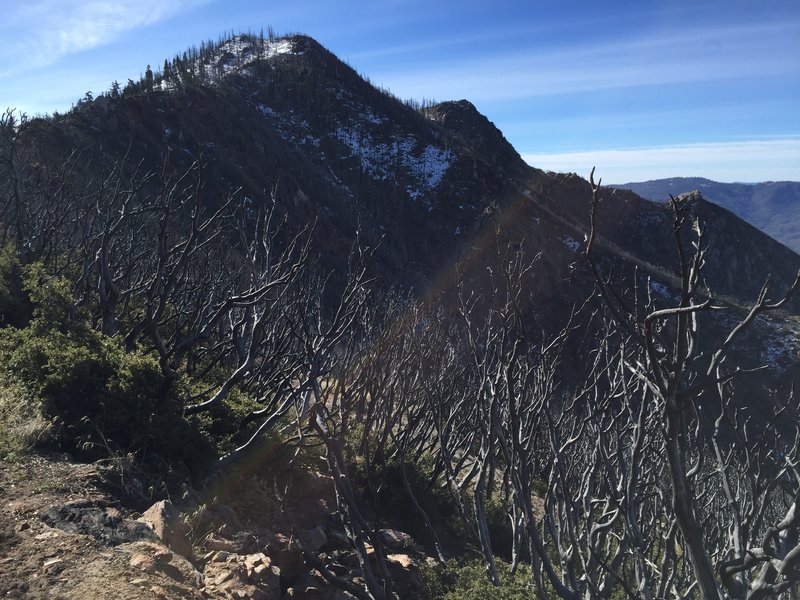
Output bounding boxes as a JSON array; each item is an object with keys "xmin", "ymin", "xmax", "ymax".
[{"xmin": 1, "ymin": 0, "xmax": 798, "ymax": 183}]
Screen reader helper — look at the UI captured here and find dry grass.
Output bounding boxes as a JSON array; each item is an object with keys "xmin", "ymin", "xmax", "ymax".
[{"xmin": 0, "ymin": 379, "xmax": 51, "ymax": 458}]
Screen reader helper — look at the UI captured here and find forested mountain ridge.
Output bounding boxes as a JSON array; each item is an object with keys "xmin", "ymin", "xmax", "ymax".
[
  {"xmin": 21, "ymin": 34, "xmax": 535, "ymax": 289},
  {"xmin": 2, "ymin": 32, "xmax": 800, "ymax": 599},
  {"xmin": 17, "ymin": 34, "xmax": 800, "ymax": 312},
  {"xmin": 614, "ymin": 177, "xmax": 800, "ymax": 253}
]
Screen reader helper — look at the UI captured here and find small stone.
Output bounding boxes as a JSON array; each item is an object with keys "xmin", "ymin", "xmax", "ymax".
[
  {"xmin": 129, "ymin": 553, "xmax": 157, "ymax": 573},
  {"xmin": 231, "ymin": 584, "xmax": 267, "ymax": 599},
  {"xmin": 214, "ymin": 571, "xmax": 233, "ymax": 585},
  {"xmin": 251, "ymin": 563, "xmax": 267, "ymax": 578},
  {"xmin": 244, "ymin": 552, "xmax": 268, "ymax": 570},
  {"xmin": 16, "ymin": 521, "xmax": 30, "ymax": 532},
  {"xmin": 387, "ymin": 553, "xmax": 413, "ymax": 568},
  {"xmin": 139, "ymin": 500, "xmax": 192, "ymax": 558},
  {"xmin": 153, "ymin": 548, "xmax": 172, "ymax": 563},
  {"xmin": 378, "ymin": 529, "xmax": 412, "ymax": 550},
  {"xmin": 250, "ymin": 561, "xmax": 281, "ymax": 594},
  {"xmin": 130, "ymin": 578, "xmax": 148, "ymax": 586},
  {"xmin": 205, "ymin": 533, "xmax": 242, "ymax": 553},
  {"xmin": 213, "ymin": 550, "xmax": 232, "ymax": 562}
]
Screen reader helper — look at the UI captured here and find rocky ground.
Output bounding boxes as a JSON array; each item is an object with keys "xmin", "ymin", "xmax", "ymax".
[{"xmin": 0, "ymin": 454, "xmax": 430, "ymax": 599}]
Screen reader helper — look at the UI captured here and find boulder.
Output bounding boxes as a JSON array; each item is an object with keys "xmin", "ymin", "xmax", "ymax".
[
  {"xmin": 139, "ymin": 500, "xmax": 192, "ymax": 558},
  {"xmin": 211, "ymin": 503, "xmax": 244, "ymax": 530},
  {"xmin": 377, "ymin": 529, "xmax": 412, "ymax": 551},
  {"xmin": 386, "ymin": 554, "xmax": 429, "ymax": 600},
  {"xmin": 202, "ymin": 549, "xmax": 280, "ymax": 599},
  {"xmin": 129, "ymin": 552, "xmax": 158, "ymax": 573},
  {"xmin": 121, "ymin": 541, "xmax": 203, "ymax": 586}
]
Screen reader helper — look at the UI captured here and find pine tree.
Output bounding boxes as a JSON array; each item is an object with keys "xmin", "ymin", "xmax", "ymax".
[
  {"xmin": 123, "ymin": 79, "xmax": 137, "ymax": 96},
  {"xmin": 145, "ymin": 65, "xmax": 154, "ymax": 93}
]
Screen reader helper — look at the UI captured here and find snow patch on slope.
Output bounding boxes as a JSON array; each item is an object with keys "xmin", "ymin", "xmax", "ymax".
[
  {"xmin": 758, "ymin": 318, "xmax": 800, "ymax": 370},
  {"xmin": 332, "ymin": 124, "xmax": 453, "ymax": 196},
  {"xmin": 192, "ymin": 36, "xmax": 302, "ymax": 83},
  {"xmin": 649, "ymin": 280, "xmax": 672, "ymax": 299},
  {"xmin": 559, "ymin": 235, "xmax": 581, "ymax": 253},
  {"xmin": 257, "ymin": 105, "xmax": 321, "ymax": 148},
  {"xmin": 217, "ymin": 37, "xmax": 298, "ymax": 70}
]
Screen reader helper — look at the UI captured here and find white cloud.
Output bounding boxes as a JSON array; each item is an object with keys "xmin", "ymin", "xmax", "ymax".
[
  {"xmin": 0, "ymin": 0, "xmax": 207, "ymax": 75},
  {"xmin": 521, "ymin": 139, "xmax": 800, "ymax": 183}
]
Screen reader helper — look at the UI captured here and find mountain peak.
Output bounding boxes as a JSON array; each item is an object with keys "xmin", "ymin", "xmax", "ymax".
[
  {"xmin": 122, "ymin": 32, "xmax": 351, "ymax": 100},
  {"xmin": 424, "ymin": 99, "xmax": 529, "ymax": 177}
]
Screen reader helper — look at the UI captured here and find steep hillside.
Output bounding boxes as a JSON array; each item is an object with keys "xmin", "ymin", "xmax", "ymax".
[{"xmin": 614, "ymin": 177, "xmax": 800, "ymax": 253}]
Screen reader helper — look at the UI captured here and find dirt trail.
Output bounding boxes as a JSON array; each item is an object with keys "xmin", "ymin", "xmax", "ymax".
[{"xmin": 0, "ymin": 454, "xmax": 202, "ymax": 599}]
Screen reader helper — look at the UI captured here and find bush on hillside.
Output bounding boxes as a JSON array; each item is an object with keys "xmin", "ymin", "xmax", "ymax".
[
  {"xmin": 0, "ymin": 242, "xmax": 31, "ymax": 328},
  {"xmin": 0, "ymin": 264, "xmax": 214, "ymax": 476},
  {"xmin": 420, "ymin": 559, "xmax": 534, "ymax": 600}
]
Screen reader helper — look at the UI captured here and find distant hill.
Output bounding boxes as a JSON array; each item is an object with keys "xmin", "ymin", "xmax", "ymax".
[{"xmin": 612, "ymin": 178, "xmax": 800, "ymax": 253}]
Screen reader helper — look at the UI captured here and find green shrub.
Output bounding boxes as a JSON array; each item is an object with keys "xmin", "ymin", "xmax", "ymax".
[
  {"xmin": 0, "ymin": 242, "xmax": 30, "ymax": 327},
  {"xmin": 183, "ymin": 376, "xmax": 262, "ymax": 456},
  {"xmin": 348, "ymin": 446, "xmax": 459, "ymax": 546},
  {"xmin": 421, "ymin": 559, "xmax": 534, "ymax": 600},
  {"xmin": 21, "ymin": 261, "xmax": 82, "ymax": 334},
  {"xmin": 0, "ymin": 266, "xmax": 215, "ymax": 475},
  {"xmin": 0, "ymin": 323, "xmax": 214, "ymax": 472}
]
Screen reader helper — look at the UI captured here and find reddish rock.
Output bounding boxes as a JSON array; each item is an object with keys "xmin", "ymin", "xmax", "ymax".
[
  {"xmin": 139, "ymin": 500, "xmax": 192, "ymax": 558},
  {"xmin": 205, "ymin": 532, "xmax": 244, "ymax": 553},
  {"xmin": 386, "ymin": 554, "xmax": 413, "ymax": 568},
  {"xmin": 386, "ymin": 553, "xmax": 429, "ymax": 600},
  {"xmin": 129, "ymin": 553, "xmax": 157, "ymax": 573},
  {"xmin": 202, "ymin": 549, "xmax": 281, "ymax": 599}
]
